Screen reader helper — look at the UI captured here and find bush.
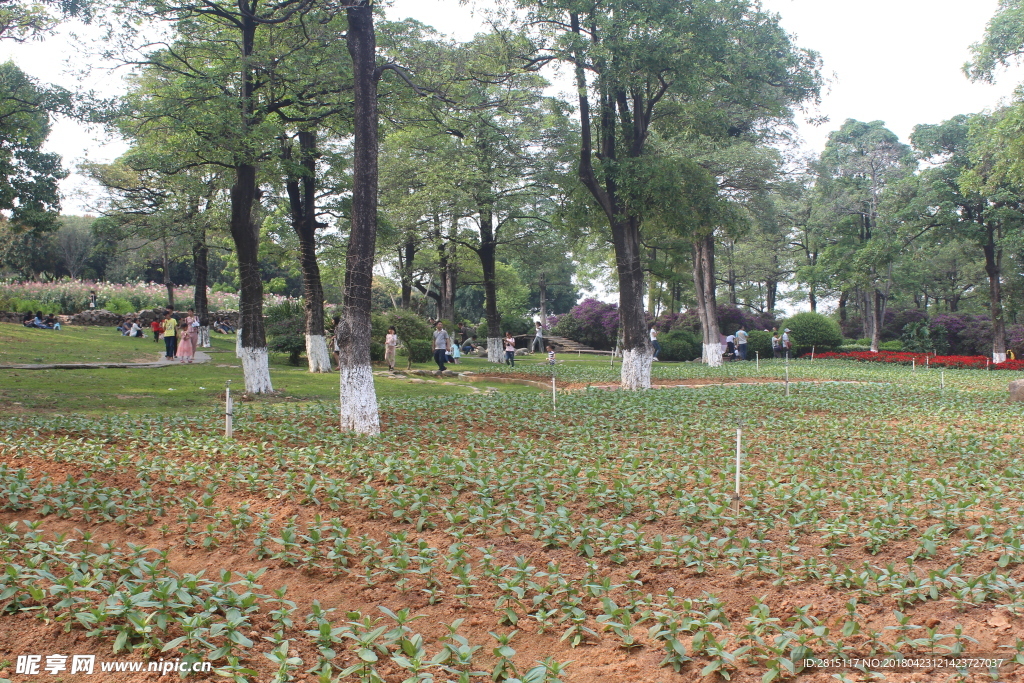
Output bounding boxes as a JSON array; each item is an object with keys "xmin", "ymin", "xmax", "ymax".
[
  {"xmin": 266, "ymin": 312, "xmax": 305, "ymax": 365},
  {"xmin": 105, "ymin": 297, "xmax": 135, "ymax": 315},
  {"xmin": 501, "ymin": 317, "xmax": 534, "ymax": 337},
  {"xmin": 658, "ymin": 330, "xmax": 701, "ymax": 361},
  {"xmin": 553, "ymin": 298, "xmax": 619, "ymax": 350},
  {"xmin": 370, "ymin": 341, "xmax": 384, "ymax": 362},
  {"xmin": 879, "ymin": 340, "xmax": 903, "ymax": 351},
  {"xmin": 371, "ymin": 309, "xmax": 433, "ymax": 347},
  {"xmin": 746, "ymin": 330, "xmax": 773, "ymax": 360},
  {"xmin": 781, "ymin": 311, "xmax": 843, "ymax": 355},
  {"xmin": 402, "ymin": 339, "xmax": 434, "ymax": 364},
  {"xmin": 901, "ymin": 321, "xmax": 949, "ymax": 354}
]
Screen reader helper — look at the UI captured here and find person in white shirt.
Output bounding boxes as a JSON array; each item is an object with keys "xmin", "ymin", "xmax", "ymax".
[
  {"xmin": 735, "ymin": 327, "xmax": 748, "ymax": 360},
  {"xmin": 649, "ymin": 325, "xmax": 660, "ymax": 361}
]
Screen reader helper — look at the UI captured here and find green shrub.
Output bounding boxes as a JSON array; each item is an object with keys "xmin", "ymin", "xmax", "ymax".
[
  {"xmin": 370, "ymin": 341, "xmax": 384, "ymax": 362},
  {"xmin": 371, "ymin": 309, "xmax": 433, "ymax": 347},
  {"xmin": 106, "ymin": 297, "xmax": 135, "ymax": 315},
  {"xmin": 855, "ymin": 338, "xmax": 871, "ymax": 346},
  {"xmin": 781, "ymin": 312, "xmax": 843, "ymax": 354},
  {"xmin": 403, "ymin": 339, "xmax": 433, "ymax": 364},
  {"xmin": 658, "ymin": 330, "xmax": 701, "ymax": 361},
  {"xmin": 879, "ymin": 340, "xmax": 903, "ymax": 351},
  {"xmin": 837, "ymin": 345, "xmax": 871, "ymax": 352},
  {"xmin": 745, "ymin": 330, "xmax": 773, "ymax": 360},
  {"xmin": 901, "ymin": 321, "xmax": 949, "ymax": 354}
]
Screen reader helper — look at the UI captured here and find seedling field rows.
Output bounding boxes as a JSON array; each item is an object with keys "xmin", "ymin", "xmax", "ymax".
[{"xmin": 1, "ymin": 361, "xmax": 1023, "ymax": 682}]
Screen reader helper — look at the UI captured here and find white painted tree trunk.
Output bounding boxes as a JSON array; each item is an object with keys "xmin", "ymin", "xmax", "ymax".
[
  {"xmin": 993, "ymin": 351, "xmax": 1007, "ymax": 363},
  {"xmin": 198, "ymin": 326, "xmax": 211, "ymax": 348},
  {"xmin": 239, "ymin": 347, "xmax": 273, "ymax": 393},
  {"xmin": 340, "ymin": 363, "xmax": 379, "ymax": 435},
  {"xmin": 704, "ymin": 342, "xmax": 724, "ymax": 368},
  {"xmin": 305, "ymin": 334, "xmax": 332, "ymax": 373},
  {"xmin": 620, "ymin": 347, "xmax": 653, "ymax": 389},
  {"xmin": 235, "ymin": 328, "xmax": 243, "ymax": 358},
  {"xmin": 487, "ymin": 337, "xmax": 504, "ymax": 364}
]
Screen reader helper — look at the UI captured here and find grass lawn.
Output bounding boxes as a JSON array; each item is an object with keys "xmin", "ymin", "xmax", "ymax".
[{"xmin": 0, "ymin": 324, "xmax": 545, "ymax": 415}]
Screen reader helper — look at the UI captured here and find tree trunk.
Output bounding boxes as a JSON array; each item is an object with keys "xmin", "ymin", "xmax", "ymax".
[
  {"xmin": 808, "ymin": 284, "xmax": 817, "ymax": 313},
  {"xmin": 766, "ymin": 278, "xmax": 777, "ymax": 315},
  {"xmin": 539, "ymin": 271, "xmax": 547, "ymax": 326},
  {"xmin": 286, "ymin": 129, "xmax": 331, "ymax": 373},
  {"xmin": 399, "ymin": 233, "xmax": 415, "ymax": 308},
  {"xmin": 693, "ymin": 234, "xmax": 722, "ymax": 367},
  {"xmin": 338, "ymin": 3, "xmax": 380, "ymax": 434},
  {"xmin": 231, "ymin": 162, "xmax": 273, "ymax": 393},
  {"xmin": 983, "ymin": 225, "xmax": 1007, "ymax": 362},
  {"xmin": 162, "ymin": 236, "xmax": 175, "ymax": 309},
  {"xmin": 838, "ymin": 290, "xmax": 848, "ymax": 326},
  {"xmin": 443, "ymin": 240, "xmax": 457, "ymax": 323},
  {"xmin": 477, "ymin": 207, "xmax": 504, "ymax": 363},
  {"xmin": 192, "ymin": 228, "xmax": 210, "ymax": 348},
  {"xmin": 611, "ymin": 217, "xmax": 652, "ymax": 388},
  {"xmin": 869, "ymin": 289, "xmax": 882, "ymax": 353}
]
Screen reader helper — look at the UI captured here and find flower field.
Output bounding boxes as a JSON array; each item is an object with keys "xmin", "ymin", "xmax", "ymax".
[
  {"xmin": 1, "ymin": 361, "xmax": 1023, "ymax": 682},
  {"xmin": 0, "ymin": 280, "xmax": 288, "ymax": 315},
  {"xmin": 815, "ymin": 350, "xmax": 1024, "ymax": 371}
]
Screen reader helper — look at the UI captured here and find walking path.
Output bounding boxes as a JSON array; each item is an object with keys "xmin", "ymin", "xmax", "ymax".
[{"xmin": 0, "ymin": 349, "xmax": 213, "ymax": 370}]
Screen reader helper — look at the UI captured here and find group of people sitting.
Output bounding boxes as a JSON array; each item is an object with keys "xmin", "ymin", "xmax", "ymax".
[
  {"xmin": 116, "ymin": 317, "xmax": 146, "ymax": 337},
  {"xmin": 212, "ymin": 317, "xmax": 235, "ymax": 334},
  {"xmin": 22, "ymin": 312, "xmax": 60, "ymax": 330}
]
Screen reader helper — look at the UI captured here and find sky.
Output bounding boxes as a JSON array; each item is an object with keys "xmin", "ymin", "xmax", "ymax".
[{"xmin": 2, "ymin": 0, "xmax": 1022, "ymax": 214}]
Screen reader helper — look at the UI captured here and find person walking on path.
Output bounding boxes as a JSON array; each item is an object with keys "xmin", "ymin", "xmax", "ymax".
[
  {"xmin": 532, "ymin": 321, "xmax": 544, "ymax": 353},
  {"xmin": 735, "ymin": 327, "xmax": 748, "ymax": 360},
  {"xmin": 504, "ymin": 331, "xmax": 517, "ymax": 367},
  {"xmin": 384, "ymin": 326, "xmax": 398, "ymax": 372},
  {"xmin": 162, "ymin": 311, "xmax": 178, "ymax": 359},
  {"xmin": 649, "ymin": 325, "xmax": 661, "ymax": 361},
  {"xmin": 433, "ymin": 321, "xmax": 452, "ymax": 372},
  {"xmin": 186, "ymin": 308, "xmax": 200, "ymax": 352},
  {"xmin": 771, "ymin": 329, "xmax": 782, "ymax": 359}
]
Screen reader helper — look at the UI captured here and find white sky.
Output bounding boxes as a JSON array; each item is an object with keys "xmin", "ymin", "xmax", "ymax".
[{"xmin": 2, "ymin": 0, "xmax": 1021, "ymax": 214}]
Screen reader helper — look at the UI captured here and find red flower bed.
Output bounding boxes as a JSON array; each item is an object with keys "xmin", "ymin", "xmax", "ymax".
[{"xmin": 816, "ymin": 350, "xmax": 1024, "ymax": 370}]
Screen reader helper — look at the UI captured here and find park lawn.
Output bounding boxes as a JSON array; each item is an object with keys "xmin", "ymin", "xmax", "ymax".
[
  {"xmin": 0, "ymin": 325, "xmax": 543, "ymax": 415},
  {"xmin": 0, "ymin": 323, "xmax": 160, "ymax": 365}
]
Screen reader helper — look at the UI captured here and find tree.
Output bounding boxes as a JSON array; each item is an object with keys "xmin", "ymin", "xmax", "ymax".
[
  {"xmin": 513, "ymin": 0, "xmax": 820, "ymax": 382},
  {"xmin": 814, "ymin": 120, "xmax": 915, "ymax": 352},
  {"xmin": 55, "ymin": 220, "xmax": 93, "ymax": 278},
  {"xmin": 0, "ymin": 62, "xmax": 66, "ymax": 234}
]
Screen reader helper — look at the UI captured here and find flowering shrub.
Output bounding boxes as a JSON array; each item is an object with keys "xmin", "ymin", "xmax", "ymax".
[
  {"xmin": 0, "ymin": 279, "xmax": 286, "ymax": 314},
  {"xmin": 552, "ymin": 298, "xmax": 620, "ymax": 349},
  {"xmin": 815, "ymin": 350, "xmax": 1024, "ymax": 370}
]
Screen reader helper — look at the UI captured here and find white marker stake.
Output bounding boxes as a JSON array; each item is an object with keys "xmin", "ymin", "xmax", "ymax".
[
  {"xmin": 912, "ymin": 359, "xmax": 915, "ymax": 372},
  {"xmin": 785, "ymin": 361, "xmax": 790, "ymax": 397},
  {"xmin": 225, "ymin": 380, "xmax": 233, "ymax": 438},
  {"xmin": 733, "ymin": 425, "xmax": 742, "ymax": 514},
  {"xmin": 811, "ymin": 345, "xmax": 815, "ymax": 361},
  {"xmin": 552, "ymin": 367, "xmax": 557, "ymax": 414},
  {"xmin": 755, "ymin": 351, "xmax": 759, "ymax": 371}
]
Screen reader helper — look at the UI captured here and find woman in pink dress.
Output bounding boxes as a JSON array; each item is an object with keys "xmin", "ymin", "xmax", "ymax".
[{"xmin": 176, "ymin": 313, "xmax": 195, "ymax": 362}]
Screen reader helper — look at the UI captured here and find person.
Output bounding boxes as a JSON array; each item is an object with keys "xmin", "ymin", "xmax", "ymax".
[
  {"xmin": 151, "ymin": 316, "xmax": 164, "ymax": 343},
  {"xmin": 89, "ymin": 291, "xmax": 97, "ymax": 309},
  {"xmin": 384, "ymin": 326, "xmax": 398, "ymax": 372},
  {"xmin": 771, "ymin": 329, "xmax": 782, "ymax": 359},
  {"xmin": 330, "ymin": 316, "xmax": 341, "ymax": 370},
  {"xmin": 162, "ymin": 311, "xmax": 178, "ymax": 359},
  {"xmin": 117, "ymin": 317, "xmax": 131, "ymax": 335},
  {"xmin": 649, "ymin": 325, "xmax": 660, "ymax": 361},
  {"xmin": 458, "ymin": 322, "xmax": 469, "ymax": 345},
  {"xmin": 461, "ymin": 336, "xmax": 478, "ymax": 354},
  {"xmin": 725, "ymin": 333, "xmax": 735, "ymax": 360},
  {"xmin": 33, "ymin": 311, "xmax": 52, "ymax": 329},
  {"xmin": 176, "ymin": 312, "xmax": 195, "ymax": 362},
  {"xmin": 781, "ymin": 328, "xmax": 792, "ymax": 359},
  {"xmin": 451, "ymin": 340, "xmax": 461, "ymax": 364},
  {"xmin": 128, "ymin": 319, "xmax": 143, "ymax": 337},
  {"xmin": 186, "ymin": 308, "xmax": 200, "ymax": 353},
  {"xmin": 547, "ymin": 344, "xmax": 556, "ymax": 365},
  {"xmin": 503, "ymin": 331, "xmax": 517, "ymax": 367},
  {"xmin": 532, "ymin": 321, "xmax": 544, "ymax": 353},
  {"xmin": 735, "ymin": 327, "xmax": 748, "ymax": 361},
  {"xmin": 22, "ymin": 312, "xmax": 34, "ymax": 327},
  {"xmin": 45, "ymin": 314, "xmax": 61, "ymax": 331},
  {"xmin": 432, "ymin": 321, "xmax": 452, "ymax": 372}
]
